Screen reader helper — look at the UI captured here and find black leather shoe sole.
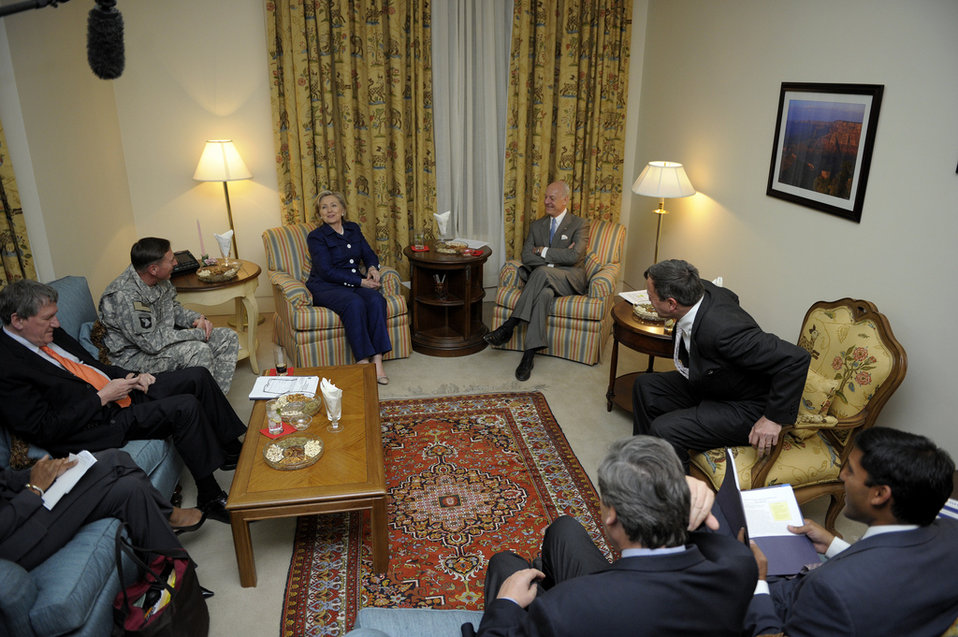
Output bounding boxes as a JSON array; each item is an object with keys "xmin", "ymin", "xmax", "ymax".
[
  {"xmin": 483, "ymin": 326, "xmax": 513, "ymax": 346},
  {"xmin": 220, "ymin": 452, "xmax": 240, "ymax": 472},
  {"xmin": 515, "ymin": 356, "xmax": 534, "ymax": 381},
  {"xmin": 198, "ymin": 492, "xmax": 230, "ymax": 524}
]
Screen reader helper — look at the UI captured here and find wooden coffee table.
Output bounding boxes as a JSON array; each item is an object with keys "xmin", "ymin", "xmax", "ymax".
[{"xmin": 225, "ymin": 364, "xmax": 387, "ymax": 587}]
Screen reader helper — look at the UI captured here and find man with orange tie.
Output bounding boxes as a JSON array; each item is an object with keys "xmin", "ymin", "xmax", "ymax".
[{"xmin": 0, "ymin": 280, "xmax": 245, "ymax": 523}]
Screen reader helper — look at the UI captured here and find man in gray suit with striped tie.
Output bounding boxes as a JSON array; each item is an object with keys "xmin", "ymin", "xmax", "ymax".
[{"xmin": 484, "ymin": 181, "xmax": 589, "ymax": 381}]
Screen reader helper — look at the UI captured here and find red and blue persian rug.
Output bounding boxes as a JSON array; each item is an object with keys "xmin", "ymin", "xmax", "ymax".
[{"xmin": 280, "ymin": 392, "xmax": 608, "ymax": 636}]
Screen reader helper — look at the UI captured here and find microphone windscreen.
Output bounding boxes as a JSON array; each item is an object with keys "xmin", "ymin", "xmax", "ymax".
[{"xmin": 87, "ymin": 3, "xmax": 124, "ymax": 80}]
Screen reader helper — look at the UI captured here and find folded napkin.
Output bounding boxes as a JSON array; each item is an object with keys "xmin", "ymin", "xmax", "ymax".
[
  {"xmin": 434, "ymin": 210, "xmax": 451, "ymax": 239},
  {"xmin": 321, "ymin": 377, "xmax": 342, "ymax": 421},
  {"xmin": 214, "ymin": 229, "xmax": 234, "ymax": 258}
]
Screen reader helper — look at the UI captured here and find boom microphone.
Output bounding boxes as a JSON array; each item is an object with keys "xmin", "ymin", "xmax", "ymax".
[{"xmin": 87, "ymin": 0, "xmax": 124, "ymax": 79}]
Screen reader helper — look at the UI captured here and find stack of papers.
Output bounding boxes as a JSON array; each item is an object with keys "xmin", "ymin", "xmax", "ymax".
[
  {"xmin": 249, "ymin": 376, "xmax": 320, "ymax": 400},
  {"xmin": 43, "ymin": 451, "xmax": 97, "ymax": 510},
  {"xmin": 619, "ymin": 290, "xmax": 649, "ymax": 305}
]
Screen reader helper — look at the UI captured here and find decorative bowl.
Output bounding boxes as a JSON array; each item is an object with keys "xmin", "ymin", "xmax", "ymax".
[
  {"xmin": 196, "ymin": 259, "xmax": 240, "ymax": 282},
  {"xmin": 262, "ymin": 434, "xmax": 324, "ymax": 470},
  {"xmin": 632, "ymin": 302, "xmax": 666, "ymax": 323},
  {"xmin": 275, "ymin": 391, "xmax": 321, "ymax": 430}
]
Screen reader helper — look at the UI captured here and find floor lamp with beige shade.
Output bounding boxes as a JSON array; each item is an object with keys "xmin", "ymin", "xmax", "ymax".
[
  {"xmin": 632, "ymin": 161, "xmax": 695, "ymax": 264},
  {"xmin": 193, "ymin": 139, "xmax": 252, "ymax": 259}
]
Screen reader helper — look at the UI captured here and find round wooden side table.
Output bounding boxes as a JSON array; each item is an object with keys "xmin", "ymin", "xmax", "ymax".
[
  {"xmin": 172, "ymin": 259, "xmax": 261, "ymax": 373},
  {"xmin": 403, "ymin": 244, "xmax": 491, "ymax": 356},
  {"xmin": 606, "ymin": 300, "xmax": 674, "ymax": 413}
]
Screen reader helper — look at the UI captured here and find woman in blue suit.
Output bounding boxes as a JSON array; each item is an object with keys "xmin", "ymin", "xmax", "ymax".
[{"xmin": 306, "ymin": 191, "xmax": 392, "ymax": 384}]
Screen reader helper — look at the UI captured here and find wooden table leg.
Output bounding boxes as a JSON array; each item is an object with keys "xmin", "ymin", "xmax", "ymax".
[
  {"xmin": 238, "ymin": 293, "xmax": 260, "ymax": 373},
  {"xmin": 606, "ymin": 335, "xmax": 620, "ymax": 411},
  {"xmin": 370, "ymin": 497, "xmax": 389, "ymax": 573},
  {"xmin": 230, "ymin": 514, "xmax": 258, "ymax": 587}
]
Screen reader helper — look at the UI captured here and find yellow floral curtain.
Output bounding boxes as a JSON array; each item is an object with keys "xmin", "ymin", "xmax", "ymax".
[
  {"xmin": 266, "ymin": 0, "xmax": 437, "ymax": 275},
  {"xmin": 503, "ymin": 0, "xmax": 632, "ymax": 258},
  {"xmin": 0, "ymin": 119, "xmax": 37, "ymax": 289}
]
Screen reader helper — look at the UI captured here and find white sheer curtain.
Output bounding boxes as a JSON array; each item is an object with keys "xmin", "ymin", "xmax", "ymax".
[{"xmin": 431, "ymin": 0, "xmax": 512, "ymax": 286}]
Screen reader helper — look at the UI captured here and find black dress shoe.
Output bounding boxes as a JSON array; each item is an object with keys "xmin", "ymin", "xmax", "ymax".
[
  {"xmin": 198, "ymin": 491, "xmax": 230, "ymax": 524},
  {"xmin": 220, "ymin": 452, "xmax": 240, "ymax": 472},
  {"xmin": 173, "ymin": 511, "xmax": 207, "ymax": 535},
  {"xmin": 515, "ymin": 352, "xmax": 535, "ymax": 381},
  {"xmin": 200, "ymin": 586, "xmax": 215, "ymax": 599},
  {"xmin": 484, "ymin": 324, "xmax": 514, "ymax": 346}
]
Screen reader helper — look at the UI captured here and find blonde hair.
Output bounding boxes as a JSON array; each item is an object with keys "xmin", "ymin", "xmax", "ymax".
[{"xmin": 315, "ymin": 190, "xmax": 347, "ymax": 220}]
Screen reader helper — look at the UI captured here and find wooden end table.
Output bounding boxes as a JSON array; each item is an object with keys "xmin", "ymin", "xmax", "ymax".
[
  {"xmin": 225, "ymin": 364, "xmax": 387, "ymax": 587},
  {"xmin": 606, "ymin": 300, "xmax": 674, "ymax": 413},
  {"xmin": 172, "ymin": 259, "xmax": 261, "ymax": 373},
  {"xmin": 403, "ymin": 244, "xmax": 491, "ymax": 356}
]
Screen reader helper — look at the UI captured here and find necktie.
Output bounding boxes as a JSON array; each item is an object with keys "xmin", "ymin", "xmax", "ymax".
[
  {"xmin": 41, "ymin": 346, "xmax": 131, "ymax": 407},
  {"xmin": 549, "ymin": 217, "xmax": 558, "ymax": 243},
  {"xmin": 673, "ymin": 329, "xmax": 690, "ymax": 379}
]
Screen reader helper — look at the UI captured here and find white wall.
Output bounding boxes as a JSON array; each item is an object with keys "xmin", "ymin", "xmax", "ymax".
[
  {"xmin": 0, "ymin": 0, "xmax": 279, "ymax": 306},
  {"xmin": 625, "ymin": 0, "xmax": 958, "ymax": 453}
]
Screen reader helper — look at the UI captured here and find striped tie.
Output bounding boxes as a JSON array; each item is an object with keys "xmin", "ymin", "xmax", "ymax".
[
  {"xmin": 549, "ymin": 217, "xmax": 558, "ymax": 243},
  {"xmin": 41, "ymin": 346, "xmax": 131, "ymax": 407}
]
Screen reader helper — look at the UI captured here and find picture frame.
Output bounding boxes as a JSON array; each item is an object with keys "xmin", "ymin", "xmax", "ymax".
[{"xmin": 766, "ymin": 82, "xmax": 883, "ymax": 223}]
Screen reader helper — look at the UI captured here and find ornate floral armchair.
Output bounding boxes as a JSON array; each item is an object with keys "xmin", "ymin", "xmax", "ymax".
[
  {"xmin": 489, "ymin": 219, "xmax": 626, "ymax": 365},
  {"xmin": 690, "ymin": 298, "xmax": 907, "ymax": 533},
  {"xmin": 262, "ymin": 223, "xmax": 412, "ymax": 367}
]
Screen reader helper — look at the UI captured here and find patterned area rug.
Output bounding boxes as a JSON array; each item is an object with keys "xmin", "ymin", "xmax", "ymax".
[{"xmin": 280, "ymin": 392, "xmax": 608, "ymax": 636}]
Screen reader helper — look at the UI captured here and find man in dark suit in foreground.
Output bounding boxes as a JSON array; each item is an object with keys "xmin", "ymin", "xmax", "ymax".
[
  {"xmin": 746, "ymin": 427, "xmax": 958, "ymax": 637},
  {"xmin": 632, "ymin": 259, "xmax": 809, "ymax": 468},
  {"xmin": 484, "ymin": 181, "xmax": 589, "ymax": 381},
  {"xmin": 0, "ymin": 280, "xmax": 246, "ymax": 523},
  {"xmin": 474, "ymin": 436, "xmax": 758, "ymax": 636}
]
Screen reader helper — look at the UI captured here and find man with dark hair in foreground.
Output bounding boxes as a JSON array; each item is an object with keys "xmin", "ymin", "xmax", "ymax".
[
  {"xmin": 474, "ymin": 436, "xmax": 757, "ymax": 636},
  {"xmin": 746, "ymin": 427, "xmax": 958, "ymax": 636}
]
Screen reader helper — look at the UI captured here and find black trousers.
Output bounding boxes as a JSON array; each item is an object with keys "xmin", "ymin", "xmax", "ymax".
[
  {"xmin": 483, "ymin": 516, "xmax": 609, "ymax": 609},
  {"xmin": 631, "ymin": 371, "xmax": 764, "ymax": 468},
  {"xmin": 118, "ymin": 367, "xmax": 246, "ymax": 481},
  {"xmin": 3, "ymin": 449, "xmax": 182, "ymax": 571}
]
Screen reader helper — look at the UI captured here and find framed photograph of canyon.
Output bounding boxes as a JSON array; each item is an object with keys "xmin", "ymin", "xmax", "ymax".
[{"xmin": 766, "ymin": 82, "xmax": 883, "ymax": 223}]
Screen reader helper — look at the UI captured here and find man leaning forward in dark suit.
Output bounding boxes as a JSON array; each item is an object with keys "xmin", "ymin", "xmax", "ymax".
[
  {"xmin": 0, "ymin": 280, "xmax": 246, "ymax": 523},
  {"xmin": 474, "ymin": 435, "xmax": 758, "ymax": 637},
  {"xmin": 632, "ymin": 259, "xmax": 809, "ymax": 469},
  {"xmin": 484, "ymin": 181, "xmax": 589, "ymax": 381},
  {"xmin": 745, "ymin": 427, "xmax": 958, "ymax": 636}
]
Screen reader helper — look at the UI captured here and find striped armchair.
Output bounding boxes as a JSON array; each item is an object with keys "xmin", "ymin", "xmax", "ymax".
[
  {"xmin": 490, "ymin": 219, "xmax": 626, "ymax": 365},
  {"xmin": 262, "ymin": 223, "xmax": 412, "ymax": 367}
]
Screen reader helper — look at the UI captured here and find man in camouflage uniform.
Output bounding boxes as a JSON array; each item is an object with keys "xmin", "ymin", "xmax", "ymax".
[{"xmin": 99, "ymin": 237, "xmax": 238, "ymax": 393}]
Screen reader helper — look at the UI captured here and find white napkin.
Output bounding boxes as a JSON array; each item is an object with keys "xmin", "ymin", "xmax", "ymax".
[
  {"xmin": 433, "ymin": 210, "xmax": 451, "ymax": 239},
  {"xmin": 214, "ymin": 230, "xmax": 234, "ymax": 259},
  {"xmin": 320, "ymin": 377, "xmax": 342, "ymax": 421}
]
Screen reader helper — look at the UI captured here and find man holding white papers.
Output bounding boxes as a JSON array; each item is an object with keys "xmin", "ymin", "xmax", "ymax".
[
  {"xmin": 745, "ymin": 427, "xmax": 958, "ymax": 637},
  {"xmin": 0, "ymin": 449, "xmax": 203, "ymax": 571},
  {"xmin": 631, "ymin": 259, "xmax": 809, "ymax": 468}
]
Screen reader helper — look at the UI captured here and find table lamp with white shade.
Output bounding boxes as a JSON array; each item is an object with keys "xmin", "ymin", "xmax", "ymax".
[
  {"xmin": 632, "ymin": 161, "xmax": 695, "ymax": 263},
  {"xmin": 193, "ymin": 140, "xmax": 252, "ymax": 259}
]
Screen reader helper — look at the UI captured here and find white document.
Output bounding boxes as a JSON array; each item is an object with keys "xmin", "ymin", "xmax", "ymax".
[
  {"xmin": 619, "ymin": 290, "xmax": 649, "ymax": 305},
  {"xmin": 451, "ymin": 237, "xmax": 488, "ymax": 250},
  {"xmin": 43, "ymin": 450, "xmax": 97, "ymax": 510},
  {"xmin": 739, "ymin": 484, "xmax": 805, "ymax": 537},
  {"xmin": 248, "ymin": 376, "xmax": 320, "ymax": 400}
]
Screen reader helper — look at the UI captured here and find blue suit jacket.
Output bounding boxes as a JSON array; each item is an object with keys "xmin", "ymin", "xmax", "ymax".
[
  {"xmin": 746, "ymin": 519, "xmax": 958, "ymax": 636},
  {"xmin": 477, "ymin": 532, "xmax": 757, "ymax": 637}
]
